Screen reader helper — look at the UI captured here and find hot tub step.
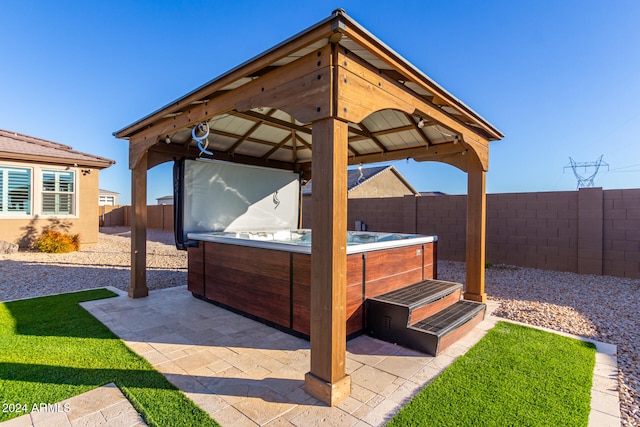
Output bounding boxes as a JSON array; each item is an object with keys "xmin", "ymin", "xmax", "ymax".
[
  {"xmin": 367, "ymin": 279, "xmax": 462, "ymax": 326},
  {"xmin": 366, "ymin": 280, "xmax": 485, "ymax": 356},
  {"xmin": 407, "ymin": 300, "xmax": 486, "ymax": 355}
]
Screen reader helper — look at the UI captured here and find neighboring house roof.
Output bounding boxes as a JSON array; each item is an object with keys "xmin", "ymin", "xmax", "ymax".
[
  {"xmin": 301, "ymin": 165, "xmax": 419, "ymax": 196},
  {"xmin": 0, "ymin": 129, "xmax": 115, "ymax": 168},
  {"xmin": 99, "ymin": 189, "xmax": 120, "ymax": 195},
  {"xmin": 420, "ymin": 191, "xmax": 448, "ymax": 196}
]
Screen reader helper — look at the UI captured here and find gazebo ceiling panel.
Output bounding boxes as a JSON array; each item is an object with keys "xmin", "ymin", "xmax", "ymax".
[
  {"xmin": 271, "ymin": 109, "xmax": 306, "ymax": 127},
  {"xmin": 219, "ymin": 77, "xmax": 255, "ymax": 91},
  {"xmin": 377, "ymin": 129, "xmax": 423, "ymax": 149},
  {"xmin": 270, "ymin": 40, "xmax": 329, "ymax": 67},
  {"xmin": 338, "ymin": 37, "xmax": 392, "ymax": 71},
  {"xmin": 232, "ymin": 140, "xmax": 274, "ymax": 158},
  {"xmin": 348, "ymin": 139, "xmax": 382, "ymax": 155},
  {"xmin": 425, "ymin": 125, "xmax": 458, "ymax": 144},
  {"xmin": 403, "ymin": 81, "xmax": 434, "ymax": 98},
  {"xmin": 361, "ymin": 109, "xmax": 410, "ymax": 133},
  {"xmin": 209, "ymin": 114, "xmax": 255, "ymax": 136},
  {"xmin": 250, "ymin": 125, "xmax": 291, "ymax": 143}
]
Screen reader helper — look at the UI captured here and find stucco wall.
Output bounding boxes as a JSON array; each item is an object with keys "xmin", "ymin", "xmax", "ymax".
[
  {"xmin": 1, "ymin": 164, "xmax": 101, "ymax": 248},
  {"xmin": 348, "ymin": 169, "xmax": 415, "ymax": 198}
]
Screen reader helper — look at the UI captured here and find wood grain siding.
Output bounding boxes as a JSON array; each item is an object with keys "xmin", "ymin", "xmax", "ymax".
[
  {"xmin": 423, "ymin": 242, "xmax": 436, "ymax": 279},
  {"xmin": 346, "ymin": 254, "xmax": 365, "ymax": 336},
  {"xmin": 203, "ymin": 242, "xmax": 291, "ymax": 328},
  {"xmin": 364, "ymin": 245, "xmax": 425, "ymax": 298},
  {"xmin": 292, "ymin": 253, "xmax": 311, "ymax": 335},
  {"xmin": 187, "ymin": 244, "xmax": 205, "ymax": 295},
  {"xmin": 292, "ymin": 253, "xmax": 364, "ymax": 336},
  {"xmin": 189, "ymin": 240, "xmax": 436, "ymax": 337}
]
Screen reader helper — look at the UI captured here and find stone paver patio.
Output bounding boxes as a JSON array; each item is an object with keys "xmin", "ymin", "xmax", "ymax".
[{"xmin": 1, "ymin": 285, "xmax": 620, "ymax": 426}]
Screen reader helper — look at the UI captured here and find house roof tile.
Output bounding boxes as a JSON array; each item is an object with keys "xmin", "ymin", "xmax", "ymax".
[{"xmin": 0, "ymin": 129, "xmax": 115, "ymax": 168}]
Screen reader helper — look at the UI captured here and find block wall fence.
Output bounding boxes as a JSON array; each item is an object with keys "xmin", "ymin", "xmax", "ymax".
[
  {"xmin": 303, "ymin": 187, "xmax": 640, "ymax": 279},
  {"xmin": 100, "ymin": 187, "xmax": 639, "ymax": 279}
]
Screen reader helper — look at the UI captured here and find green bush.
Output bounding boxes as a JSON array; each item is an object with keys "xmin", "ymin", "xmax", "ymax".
[{"xmin": 33, "ymin": 229, "xmax": 80, "ymax": 253}]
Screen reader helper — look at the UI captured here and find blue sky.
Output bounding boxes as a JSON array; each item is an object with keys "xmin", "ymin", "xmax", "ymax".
[{"xmin": 2, "ymin": 0, "xmax": 639, "ymax": 204}]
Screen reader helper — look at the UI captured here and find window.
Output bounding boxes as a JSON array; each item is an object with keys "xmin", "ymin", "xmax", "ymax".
[
  {"xmin": 42, "ymin": 170, "xmax": 75, "ymax": 215},
  {"xmin": 99, "ymin": 195, "xmax": 115, "ymax": 206},
  {"xmin": 0, "ymin": 167, "xmax": 31, "ymax": 215}
]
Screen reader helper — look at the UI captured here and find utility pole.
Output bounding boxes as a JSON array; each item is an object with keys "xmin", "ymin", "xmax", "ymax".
[{"xmin": 564, "ymin": 155, "xmax": 609, "ymax": 189}]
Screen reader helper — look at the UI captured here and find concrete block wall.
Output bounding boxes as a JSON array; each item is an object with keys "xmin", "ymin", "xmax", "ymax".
[
  {"xmin": 603, "ymin": 189, "xmax": 640, "ymax": 278},
  {"xmin": 416, "ymin": 195, "xmax": 467, "ymax": 261},
  {"xmin": 486, "ymin": 191, "xmax": 580, "ymax": 272},
  {"xmin": 302, "ymin": 188, "xmax": 639, "ymax": 279}
]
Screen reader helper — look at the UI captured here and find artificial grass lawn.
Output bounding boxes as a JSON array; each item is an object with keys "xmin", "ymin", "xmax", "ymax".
[
  {"xmin": 388, "ymin": 321, "xmax": 596, "ymax": 427},
  {"xmin": 0, "ymin": 289, "xmax": 219, "ymax": 426}
]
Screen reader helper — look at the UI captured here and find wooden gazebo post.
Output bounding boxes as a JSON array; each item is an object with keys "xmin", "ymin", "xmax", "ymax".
[
  {"xmin": 464, "ymin": 153, "xmax": 487, "ymax": 302},
  {"xmin": 304, "ymin": 117, "xmax": 351, "ymax": 404},
  {"xmin": 129, "ymin": 151, "xmax": 149, "ymax": 298}
]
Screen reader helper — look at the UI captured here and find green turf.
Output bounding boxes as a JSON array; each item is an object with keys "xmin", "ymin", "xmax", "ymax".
[
  {"xmin": 0, "ymin": 289, "xmax": 219, "ymax": 426},
  {"xmin": 387, "ymin": 321, "xmax": 596, "ymax": 427}
]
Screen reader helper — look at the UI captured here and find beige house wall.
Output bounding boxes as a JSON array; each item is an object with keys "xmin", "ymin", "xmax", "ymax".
[
  {"xmin": 2, "ymin": 162, "xmax": 101, "ymax": 247},
  {"xmin": 348, "ymin": 168, "xmax": 416, "ymax": 198}
]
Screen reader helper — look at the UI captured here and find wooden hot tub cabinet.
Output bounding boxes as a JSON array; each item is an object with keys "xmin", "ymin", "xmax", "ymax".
[{"xmin": 188, "ymin": 239, "xmax": 437, "ymax": 338}]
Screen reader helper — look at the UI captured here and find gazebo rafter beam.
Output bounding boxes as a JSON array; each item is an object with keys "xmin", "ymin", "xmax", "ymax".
[{"xmin": 226, "ymin": 108, "xmax": 276, "ymax": 155}]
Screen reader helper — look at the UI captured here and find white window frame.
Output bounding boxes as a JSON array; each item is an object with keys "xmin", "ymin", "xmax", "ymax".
[
  {"xmin": 41, "ymin": 169, "xmax": 77, "ymax": 216},
  {"xmin": 0, "ymin": 166, "xmax": 32, "ymax": 217}
]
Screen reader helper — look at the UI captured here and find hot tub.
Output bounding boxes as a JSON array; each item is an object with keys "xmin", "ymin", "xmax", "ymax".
[{"xmin": 187, "ymin": 229, "xmax": 437, "ymax": 337}]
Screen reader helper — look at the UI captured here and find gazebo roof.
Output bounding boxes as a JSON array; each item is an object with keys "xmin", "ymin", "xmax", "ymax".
[{"xmin": 115, "ymin": 9, "xmax": 502, "ymax": 173}]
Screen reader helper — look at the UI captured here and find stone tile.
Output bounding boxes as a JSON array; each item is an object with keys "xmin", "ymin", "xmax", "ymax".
[
  {"xmin": 335, "ymin": 396, "xmax": 365, "ymax": 415},
  {"xmin": 592, "ymin": 372, "xmax": 618, "ymax": 395},
  {"xmin": 373, "ymin": 356, "xmax": 424, "ymax": 379},
  {"xmin": 590, "ymin": 388, "xmax": 620, "ymax": 417},
  {"xmin": 345, "ymin": 357, "xmax": 364, "ymax": 375},
  {"xmin": 595, "ymin": 352, "xmax": 618, "ymax": 368},
  {"xmin": 386, "ymin": 381, "xmax": 422, "ymax": 405},
  {"xmin": 0, "ymin": 415, "xmax": 35, "ymax": 427},
  {"xmin": 211, "ymin": 405, "xmax": 257, "ymax": 427},
  {"xmin": 285, "ymin": 404, "xmax": 358, "ymax": 427},
  {"xmin": 64, "ymin": 384, "xmax": 124, "ymax": 423},
  {"xmin": 409, "ymin": 364, "xmax": 444, "ymax": 385},
  {"xmin": 125, "ymin": 341, "xmax": 154, "ymax": 355},
  {"xmin": 346, "ymin": 353, "xmax": 387, "ymax": 369},
  {"xmin": 263, "ymin": 416, "xmax": 297, "ymax": 426},
  {"xmin": 428, "ymin": 354, "xmax": 457, "ymax": 371},
  {"xmin": 98, "ymin": 400, "xmax": 133, "ymax": 421},
  {"xmin": 359, "ymin": 398, "xmax": 400, "ymax": 426},
  {"xmin": 350, "ymin": 365, "xmax": 397, "ymax": 394},
  {"xmin": 349, "ymin": 384, "xmax": 376, "ymax": 404},
  {"xmin": 69, "ymin": 411, "xmax": 108, "ymax": 427},
  {"xmin": 233, "ymin": 389, "xmax": 297, "ymax": 425},
  {"xmin": 138, "ymin": 348, "xmax": 170, "ymax": 366},
  {"xmin": 588, "ymin": 409, "xmax": 620, "ymax": 427},
  {"xmin": 283, "ymin": 385, "xmax": 319, "ymax": 406},
  {"xmin": 185, "ymin": 391, "xmax": 229, "ymax": 415},
  {"xmin": 172, "ymin": 349, "xmax": 222, "ymax": 374}
]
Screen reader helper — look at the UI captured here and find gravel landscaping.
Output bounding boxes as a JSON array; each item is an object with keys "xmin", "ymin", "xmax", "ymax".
[{"xmin": 0, "ymin": 227, "xmax": 638, "ymax": 425}]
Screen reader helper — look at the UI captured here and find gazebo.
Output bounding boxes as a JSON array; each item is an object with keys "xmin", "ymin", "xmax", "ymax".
[{"xmin": 114, "ymin": 9, "xmax": 503, "ymax": 406}]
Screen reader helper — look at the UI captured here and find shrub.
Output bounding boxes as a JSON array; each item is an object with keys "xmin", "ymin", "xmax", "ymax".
[{"xmin": 33, "ymin": 229, "xmax": 80, "ymax": 253}]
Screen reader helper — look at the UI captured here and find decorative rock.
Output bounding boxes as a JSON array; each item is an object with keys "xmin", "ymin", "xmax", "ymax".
[{"xmin": 0, "ymin": 240, "xmax": 18, "ymax": 254}]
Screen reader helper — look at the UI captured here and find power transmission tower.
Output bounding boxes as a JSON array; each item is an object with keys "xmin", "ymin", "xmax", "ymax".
[{"xmin": 564, "ymin": 155, "xmax": 609, "ymax": 189}]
